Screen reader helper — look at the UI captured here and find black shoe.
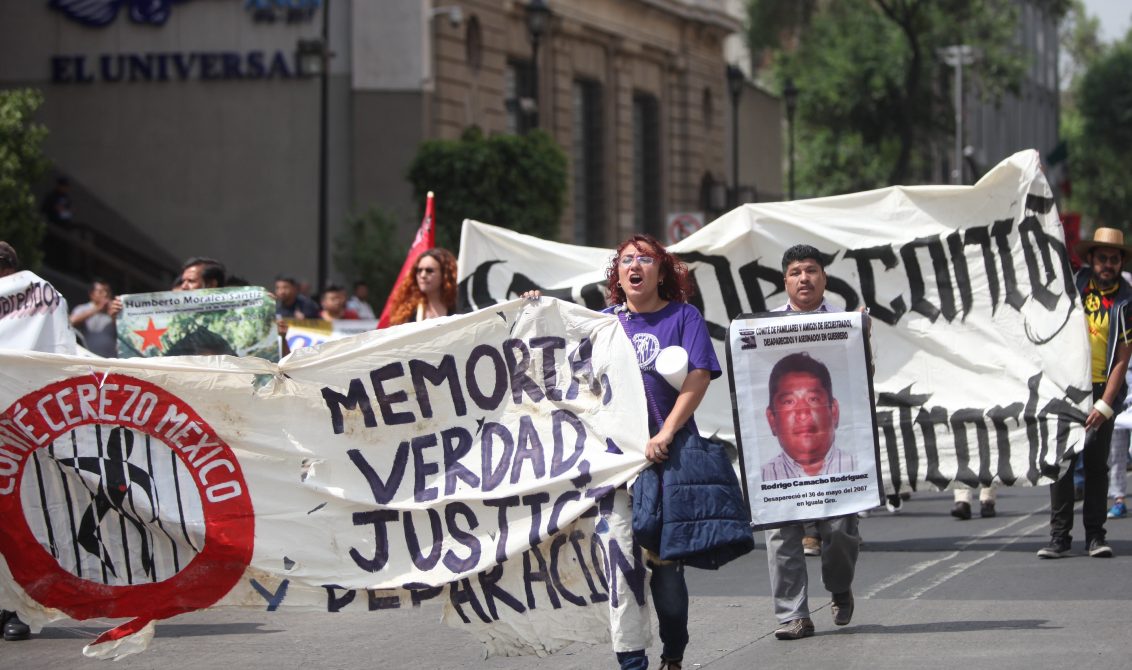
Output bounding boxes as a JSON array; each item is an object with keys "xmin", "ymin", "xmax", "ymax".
[
  {"xmin": 1036, "ymin": 541, "xmax": 1071, "ymax": 559},
  {"xmin": 950, "ymin": 501, "xmax": 972, "ymax": 520},
  {"xmin": 1, "ymin": 610, "xmax": 30, "ymax": 642},
  {"xmin": 1087, "ymin": 538, "xmax": 1113, "ymax": 557},
  {"xmin": 980, "ymin": 500, "xmax": 996, "ymax": 518}
]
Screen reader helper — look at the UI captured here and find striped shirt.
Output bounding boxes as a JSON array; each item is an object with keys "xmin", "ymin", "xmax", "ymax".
[{"xmin": 761, "ymin": 445, "xmax": 857, "ymax": 481}]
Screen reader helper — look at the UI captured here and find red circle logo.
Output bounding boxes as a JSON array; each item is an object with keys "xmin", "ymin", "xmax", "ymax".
[{"xmin": 0, "ymin": 374, "xmax": 254, "ymax": 633}]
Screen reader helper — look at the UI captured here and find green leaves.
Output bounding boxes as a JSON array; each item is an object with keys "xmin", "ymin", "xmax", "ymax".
[
  {"xmin": 750, "ymin": 0, "xmax": 1049, "ymax": 195},
  {"xmin": 1072, "ymin": 40, "xmax": 1132, "ymax": 228},
  {"xmin": 406, "ymin": 127, "xmax": 567, "ymax": 251},
  {"xmin": 0, "ymin": 89, "xmax": 48, "ymax": 269},
  {"xmin": 333, "ymin": 207, "xmax": 405, "ymax": 307}
]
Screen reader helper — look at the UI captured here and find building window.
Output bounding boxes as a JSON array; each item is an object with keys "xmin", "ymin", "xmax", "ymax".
[
  {"xmin": 702, "ymin": 87, "xmax": 714, "ymax": 130},
  {"xmin": 505, "ymin": 59, "xmax": 535, "ymax": 135},
  {"xmin": 465, "ymin": 16, "xmax": 482, "ymax": 73},
  {"xmin": 572, "ymin": 79, "xmax": 605, "ymax": 245},
  {"xmin": 633, "ymin": 92, "xmax": 661, "ymax": 237}
]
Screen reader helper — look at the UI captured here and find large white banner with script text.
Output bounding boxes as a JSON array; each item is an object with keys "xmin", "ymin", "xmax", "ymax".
[
  {"xmin": 0, "ymin": 299, "xmax": 650, "ymax": 659},
  {"xmin": 458, "ymin": 150, "xmax": 1090, "ymax": 496}
]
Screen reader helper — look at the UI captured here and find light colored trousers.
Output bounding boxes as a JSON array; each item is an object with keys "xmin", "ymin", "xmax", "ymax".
[
  {"xmin": 954, "ymin": 485, "xmax": 997, "ymax": 503},
  {"xmin": 1109, "ymin": 427, "xmax": 1129, "ymax": 500},
  {"xmin": 765, "ymin": 515, "xmax": 860, "ymax": 623}
]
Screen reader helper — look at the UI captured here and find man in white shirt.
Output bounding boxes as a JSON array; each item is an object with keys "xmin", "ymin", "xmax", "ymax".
[{"xmin": 763, "ymin": 244, "xmax": 863, "ymax": 641}]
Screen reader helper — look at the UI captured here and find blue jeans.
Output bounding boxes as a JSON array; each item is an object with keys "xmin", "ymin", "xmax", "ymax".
[{"xmin": 616, "ymin": 561, "xmax": 689, "ymax": 669}]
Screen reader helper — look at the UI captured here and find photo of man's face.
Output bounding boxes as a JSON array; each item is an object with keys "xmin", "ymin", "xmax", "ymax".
[{"xmin": 766, "ymin": 371, "xmax": 840, "ymax": 467}]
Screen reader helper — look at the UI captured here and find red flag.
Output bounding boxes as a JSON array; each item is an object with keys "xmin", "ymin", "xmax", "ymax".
[{"xmin": 377, "ymin": 191, "xmax": 435, "ymax": 328}]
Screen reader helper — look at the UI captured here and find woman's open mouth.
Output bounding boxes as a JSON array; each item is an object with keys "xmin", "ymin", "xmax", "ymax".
[{"xmin": 628, "ymin": 273, "xmax": 643, "ymax": 287}]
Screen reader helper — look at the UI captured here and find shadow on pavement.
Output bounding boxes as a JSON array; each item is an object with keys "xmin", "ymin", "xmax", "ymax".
[
  {"xmin": 36, "ymin": 622, "xmax": 280, "ymax": 639},
  {"xmin": 838, "ymin": 619, "xmax": 1056, "ymax": 635}
]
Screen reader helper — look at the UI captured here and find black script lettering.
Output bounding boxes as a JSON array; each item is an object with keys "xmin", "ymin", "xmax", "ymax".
[
  {"xmin": 349, "ymin": 509, "xmax": 398, "ymax": 572},
  {"xmin": 466, "ymin": 344, "xmax": 507, "ymax": 410},
  {"xmin": 442, "ymin": 426, "xmax": 480, "ymax": 494},
  {"xmin": 410, "ymin": 355, "xmax": 466, "ymax": 418},
  {"xmin": 443, "ymin": 502, "xmax": 481, "ymax": 573},
  {"xmin": 322, "ymin": 378, "xmax": 376, "ymax": 434},
  {"xmin": 522, "ymin": 545, "xmax": 562, "ymax": 610},
  {"xmin": 369, "ymin": 362, "xmax": 415, "ymax": 425},
  {"xmin": 349, "ymin": 443, "xmax": 409, "ymax": 504}
]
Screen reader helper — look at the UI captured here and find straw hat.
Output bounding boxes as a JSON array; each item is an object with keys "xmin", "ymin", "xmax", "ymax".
[{"xmin": 1074, "ymin": 227, "xmax": 1132, "ymax": 263}]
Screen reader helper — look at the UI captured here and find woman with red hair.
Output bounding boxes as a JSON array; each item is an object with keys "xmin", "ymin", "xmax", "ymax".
[
  {"xmin": 388, "ymin": 248, "xmax": 458, "ymax": 325},
  {"xmin": 603, "ymin": 234, "xmax": 720, "ymax": 670}
]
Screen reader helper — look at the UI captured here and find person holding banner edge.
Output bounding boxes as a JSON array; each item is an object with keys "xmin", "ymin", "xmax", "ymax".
[
  {"xmin": 1038, "ymin": 227, "xmax": 1132, "ymax": 559},
  {"xmin": 0, "ymin": 241, "xmax": 34, "ymax": 641},
  {"xmin": 388, "ymin": 248, "xmax": 458, "ymax": 325},
  {"xmin": 764, "ymin": 244, "xmax": 864, "ymax": 640},
  {"xmin": 524, "ymin": 233, "xmax": 723, "ymax": 670}
]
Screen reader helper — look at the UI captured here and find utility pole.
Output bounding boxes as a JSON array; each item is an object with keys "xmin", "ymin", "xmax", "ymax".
[{"xmin": 939, "ymin": 45, "xmax": 976, "ymax": 185}]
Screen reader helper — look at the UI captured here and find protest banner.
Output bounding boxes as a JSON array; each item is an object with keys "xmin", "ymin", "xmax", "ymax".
[
  {"xmin": 0, "ymin": 271, "xmax": 76, "ymax": 354},
  {"xmin": 115, "ymin": 287, "xmax": 277, "ymax": 361},
  {"xmin": 284, "ymin": 318, "xmax": 379, "ymax": 351},
  {"xmin": 0, "ymin": 298, "xmax": 650, "ymax": 659},
  {"xmin": 458, "ymin": 150, "xmax": 1090, "ymax": 494},
  {"xmin": 727, "ymin": 311, "xmax": 882, "ymax": 527}
]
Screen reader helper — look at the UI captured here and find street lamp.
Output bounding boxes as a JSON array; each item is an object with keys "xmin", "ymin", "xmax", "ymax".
[
  {"xmin": 296, "ymin": 0, "xmax": 331, "ymax": 290},
  {"xmin": 783, "ymin": 78, "xmax": 798, "ymax": 201},
  {"xmin": 726, "ymin": 63, "xmax": 744, "ymax": 208},
  {"xmin": 524, "ymin": 0, "xmax": 551, "ymax": 131},
  {"xmin": 939, "ymin": 44, "xmax": 976, "ymax": 185}
]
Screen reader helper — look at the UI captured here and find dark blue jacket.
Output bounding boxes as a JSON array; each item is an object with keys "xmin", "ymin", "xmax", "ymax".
[{"xmin": 632, "ymin": 428, "xmax": 754, "ymax": 570}]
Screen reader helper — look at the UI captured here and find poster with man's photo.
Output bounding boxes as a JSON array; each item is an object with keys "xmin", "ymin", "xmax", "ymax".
[
  {"xmin": 116, "ymin": 287, "xmax": 278, "ymax": 361},
  {"xmin": 727, "ymin": 310, "xmax": 882, "ymax": 528}
]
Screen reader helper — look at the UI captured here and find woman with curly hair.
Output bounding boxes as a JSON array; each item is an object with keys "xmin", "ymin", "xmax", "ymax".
[
  {"xmin": 388, "ymin": 248, "xmax": 458, "ymax": 325},
  {"xmin": 603, "ymin": 233, "xmax": 720, "ymax": 670}
]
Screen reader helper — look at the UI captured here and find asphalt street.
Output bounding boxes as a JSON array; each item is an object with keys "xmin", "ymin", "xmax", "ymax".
[{"xmin": 4, "ymin": 486, "xmax": 1131, "ymax": 668}]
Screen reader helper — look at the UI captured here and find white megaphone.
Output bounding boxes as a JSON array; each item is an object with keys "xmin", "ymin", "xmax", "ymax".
[{"xmin": 655, "ymin": 346, "xmax": 688, "ymax": 390}]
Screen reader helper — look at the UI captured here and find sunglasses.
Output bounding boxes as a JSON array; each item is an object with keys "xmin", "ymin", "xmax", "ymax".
[
  {"xmin": 619, "ymin": 254, "xmax": 656, "ymax": 266},
  {"xmin": 1094, "ymin": 251, "xmax": 1123, "ymax": 265}
]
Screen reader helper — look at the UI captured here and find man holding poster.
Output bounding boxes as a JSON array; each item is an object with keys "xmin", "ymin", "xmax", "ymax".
[{"xmin": 763, "ymin": 245, "xmax": 865, "ymax": 640}]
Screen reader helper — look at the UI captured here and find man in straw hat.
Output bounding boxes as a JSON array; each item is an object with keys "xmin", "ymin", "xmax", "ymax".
[{"xmin": 1038, "ymin": 227, "xmax": 1132, "ymax": 558}]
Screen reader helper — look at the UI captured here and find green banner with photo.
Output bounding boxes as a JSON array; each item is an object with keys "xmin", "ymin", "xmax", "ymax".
[{"xmin": 115, "ymin": 287, "xmax": 278, "ymax": 361}]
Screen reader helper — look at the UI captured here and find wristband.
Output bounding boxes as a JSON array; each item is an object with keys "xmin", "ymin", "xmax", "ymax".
[{"xmin": 1094, "ymin": 399, "xmax": 1114, "ymax": 419}]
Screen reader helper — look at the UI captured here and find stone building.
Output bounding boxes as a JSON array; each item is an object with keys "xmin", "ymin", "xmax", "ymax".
[{"xmin": 0, "ymin": 1, "xmax": 783, "ymax": 293}]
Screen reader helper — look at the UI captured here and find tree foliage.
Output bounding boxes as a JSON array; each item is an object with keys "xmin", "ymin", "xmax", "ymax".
[
  {"xmin": 333, "ymin": 207, "xmax": 406, "ymax": 308},
  {"xmin": 406, "ymin": 127, "xmax": 567, "ymax": 252},
  {"xmin": 746, "ymin": 0, "xmax": 1069, "ymax": 196},
  {"xmin": 0, "ymin": 89, "xmax": 49, "ymax": 269},
  {"xmin": 1072, "ymin": 38, "xmax": 1132, "ymax": 228}
]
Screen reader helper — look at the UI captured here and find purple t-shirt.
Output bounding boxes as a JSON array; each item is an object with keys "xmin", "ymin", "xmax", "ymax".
[{"xmin": 603, "ymin": 301, "xmax": 721, "ymax": 435}]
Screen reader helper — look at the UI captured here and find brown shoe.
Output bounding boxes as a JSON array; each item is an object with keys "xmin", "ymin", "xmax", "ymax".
[
  {"xmin": 831, "ymin": 590, "xmax": 854, "ymax": 626},
  {"xmin": 802, "ymin": 536, "xmax": 821, "ymax": 556},
  {"xmin": 774, "ymin": 617, "xmax": 815, "ymax": 640}
]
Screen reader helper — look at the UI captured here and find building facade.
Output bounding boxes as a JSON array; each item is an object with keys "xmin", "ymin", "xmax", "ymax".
[
  {"xmin": 948, "ymin": 0, "xmax": 1060, "ymax": 184},
  {"xmin": 0, "ymin": 0, "xmax": 782, "ymax": 289}
]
